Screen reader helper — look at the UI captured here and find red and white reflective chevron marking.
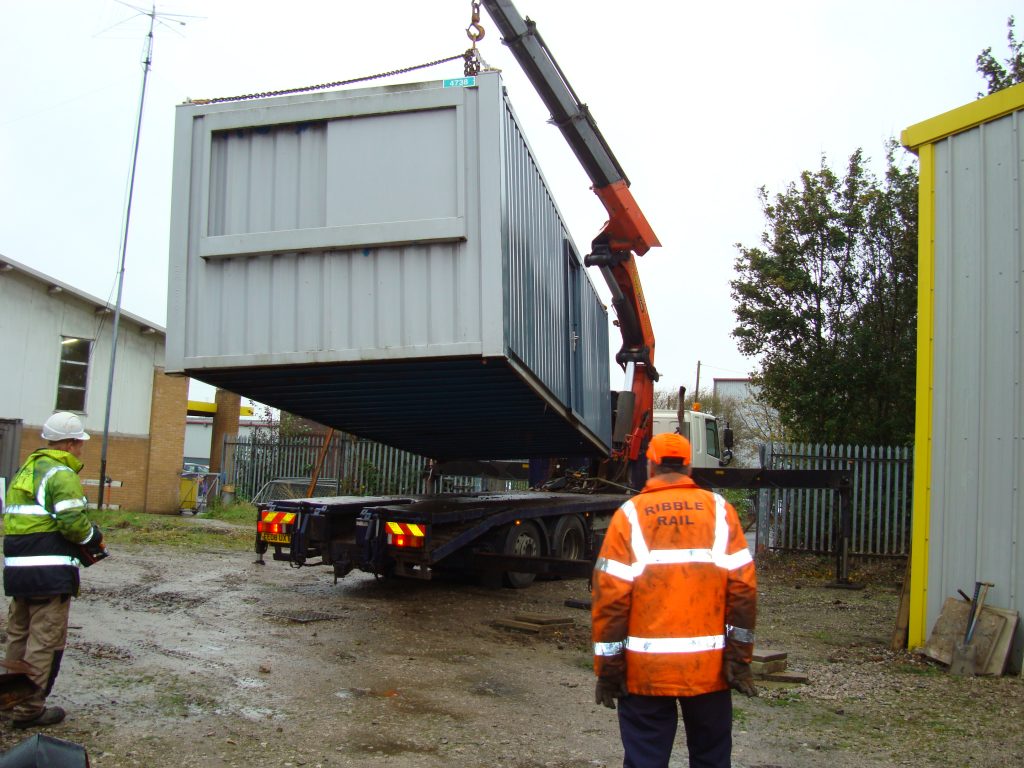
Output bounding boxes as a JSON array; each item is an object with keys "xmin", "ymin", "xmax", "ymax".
[
  {"xmin": 385, "ymin": 521, "xmax": 425, "ymax": 537},
  {"xmin": 260, "ymin": 512, "xmax": 297, "ymax": 525}
]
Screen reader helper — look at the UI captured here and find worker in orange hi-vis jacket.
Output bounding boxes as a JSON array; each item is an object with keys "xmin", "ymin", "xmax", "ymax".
[{"xmin": 591, "ymin": 432, "xmax": 758, "ymax": 768}]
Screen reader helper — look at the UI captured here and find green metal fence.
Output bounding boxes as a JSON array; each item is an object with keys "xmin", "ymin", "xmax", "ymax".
[
  {"xmin": 222, "ymin": 433, "xmax": 526, "ymax": 503},
  {"xmin": 758, "ymin": 442, "xmax": 913, "ymax": 556}
]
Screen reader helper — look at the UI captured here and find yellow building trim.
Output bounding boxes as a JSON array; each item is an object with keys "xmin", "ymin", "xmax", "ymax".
[
  {"xmin": 186, "ymin": 400, "xmax": 254, "ymax": 417},
  {"xmin": 902, "ymin": 81, "xmax": 1024, "ymax": 150},
  {"xmin": 907, "ymin": 142, "xmax": 935, "ymax": 649}
]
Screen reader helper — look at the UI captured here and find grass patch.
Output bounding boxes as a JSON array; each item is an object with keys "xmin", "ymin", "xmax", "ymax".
[
  {"xmin": 197, "ymin": 501, "xmax": 259, "ymax": 525},
  {"xmin": 89, "ymin": 508, "xmax": 254, "ymax": 551}
]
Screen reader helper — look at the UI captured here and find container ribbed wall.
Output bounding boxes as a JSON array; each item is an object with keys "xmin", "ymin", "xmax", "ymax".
[{"xmin": 167, "ymin": 73, "xmax": 611, "ymax": 459}]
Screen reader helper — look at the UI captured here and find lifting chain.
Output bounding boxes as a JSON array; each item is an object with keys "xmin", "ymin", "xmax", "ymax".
[
  {"xmin": 464, "ymin": 0, "xmax": 485, "ymax": 76},
  {"xmin": 189, "ymin": 3, "xmax": 487, "ymax": 105},
  {"xmin": 190, "ymin": 54, "xmax": 466, "ymax": 104}
]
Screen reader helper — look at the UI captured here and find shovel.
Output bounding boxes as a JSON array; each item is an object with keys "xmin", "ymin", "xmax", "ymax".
[{"xmin": 950, "ymin": 581, "xmax": 993, "ymax": 676}]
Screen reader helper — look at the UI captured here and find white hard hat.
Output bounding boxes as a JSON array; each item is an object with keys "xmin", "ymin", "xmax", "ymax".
[{"xmin": 41, "ymin": 412, "xmax": 91, "ymax": 442}]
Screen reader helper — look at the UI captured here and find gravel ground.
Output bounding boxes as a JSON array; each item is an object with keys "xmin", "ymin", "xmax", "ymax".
[{"xmin": 0, "ymin": 539, "xmax": 1022, "ymax": 767}]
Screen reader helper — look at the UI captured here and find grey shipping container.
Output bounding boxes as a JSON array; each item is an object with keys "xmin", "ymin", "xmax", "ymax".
[{"xmin": 166, "ymin": 72, "xmax": 612, "ymax": 461}]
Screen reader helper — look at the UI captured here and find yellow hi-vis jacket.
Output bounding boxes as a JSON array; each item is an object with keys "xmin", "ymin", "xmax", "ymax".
[
  {"xmin": 592, "ymin": 473, "xmax": 757, "ymax": 697},
  {"xmin": 3, "ymin": 448, "xmax": 93, "ymax": 597}
]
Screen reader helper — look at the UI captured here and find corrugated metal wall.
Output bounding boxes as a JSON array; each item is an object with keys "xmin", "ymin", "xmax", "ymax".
[
  {"xmin": 499, "ymin": 96, "xmax": 610, "ymax": 439},
  {"xmin": 913, "ymin": 101, "xmax": 1024, "ymax": 668}
]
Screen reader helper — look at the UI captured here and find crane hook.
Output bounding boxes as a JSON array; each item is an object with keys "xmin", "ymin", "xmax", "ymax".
[
  {"xmin": 464, "ymin": 0, "xmax": 485, "ymax": 75},
  {"xmin": 466, "ymin": 0, "xmax": 485, "ymax": 43}
]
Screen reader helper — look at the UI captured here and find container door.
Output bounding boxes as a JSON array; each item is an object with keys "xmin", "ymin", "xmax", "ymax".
[{"xmin": 564, "ymin": 241, "xmax": 583, "ymax": 416}]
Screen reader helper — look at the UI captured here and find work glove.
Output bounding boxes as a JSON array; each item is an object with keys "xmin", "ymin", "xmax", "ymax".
[
  {"xmin": 78, "ymin": 524, "xmax": 109, "ymax": 567},
  {"xmin": 724, "ymin": 658, "xmax": 758, "ymax": 697},
  {"xmin": 595, "ymin": 674, "xmax": 628, "ymax": 709}
]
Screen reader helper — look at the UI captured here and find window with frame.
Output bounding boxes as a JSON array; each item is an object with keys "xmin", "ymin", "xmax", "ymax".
[{"xmin": 56, "ymin": 337, "xmax": 92, "ymax": 412}]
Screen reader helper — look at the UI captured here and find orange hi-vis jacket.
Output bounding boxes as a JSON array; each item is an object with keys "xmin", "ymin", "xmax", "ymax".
[{"xmin": 592, "ymin": 473, "xmax": 757, "ymax": 697}]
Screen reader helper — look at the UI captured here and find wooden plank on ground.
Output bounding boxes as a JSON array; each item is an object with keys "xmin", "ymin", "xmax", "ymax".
[
  {"xmin": 890, "ymin": 556, "xmax": 912, "ymax": 650},
  {"xmin": 514, "ymin": 613, "xmax": 574, "ymax": 626},
  {"xmin": 493, "ymin": 619, "xmax": 544, "ymax": 634},
  {"xmin": 923, "ymin": 597, "xmax": 1005, "ymax": 667},
  {"xmin": 979, "ymin": 607, "xmax": 1019, "ymax": 676}
]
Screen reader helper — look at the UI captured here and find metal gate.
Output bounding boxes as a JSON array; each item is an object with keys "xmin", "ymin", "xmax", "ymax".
[{"xmin": 758, "ymin": 442, "xmax": 913, "ymax": 556}]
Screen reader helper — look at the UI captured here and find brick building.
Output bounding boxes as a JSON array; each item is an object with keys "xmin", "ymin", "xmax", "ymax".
[{"xmin": 0, "ymin": 254, "xmax": 188, "ymax": 513}]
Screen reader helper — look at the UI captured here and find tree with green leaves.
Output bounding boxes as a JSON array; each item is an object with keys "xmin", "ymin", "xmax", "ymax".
[
  {"xmin": 730, "ymin": 143, "xmax": 917, "ymax": 445},
  {"xmin": 977, "ymin": 16, "xmax": 1024, "ymax": 96}
]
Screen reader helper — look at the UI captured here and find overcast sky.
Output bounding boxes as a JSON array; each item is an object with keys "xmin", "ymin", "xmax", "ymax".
[{"xmin": 1, "ymin": 0, "xmax": 1018, "ymax": 403}]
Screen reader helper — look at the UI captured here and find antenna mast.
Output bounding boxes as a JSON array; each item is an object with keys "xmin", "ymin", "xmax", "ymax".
[{"xmin": 97, "ymin": 3, "xmax": 191, "ymax": 509}]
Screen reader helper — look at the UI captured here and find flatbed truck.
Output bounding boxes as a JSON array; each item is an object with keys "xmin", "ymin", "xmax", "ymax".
[{"xmin": 254, "ymin": 0, "xmax": 856, "ymax": 589}]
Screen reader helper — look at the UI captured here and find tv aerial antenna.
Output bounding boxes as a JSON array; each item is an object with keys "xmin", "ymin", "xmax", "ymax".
[{"xmin": 97, "ymin": 3, "xmax": 200, "ymax": 510}]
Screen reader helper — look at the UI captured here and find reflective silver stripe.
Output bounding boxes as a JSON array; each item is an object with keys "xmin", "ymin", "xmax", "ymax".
[
  {"xmin": 648, "ymin": 548, "xmax": 714, "ymax": 565},
  {"xmin": 594, "ymin": 556, "xmax": 635, "ymax": 583},
  {"xmin": 3, "ymin": 504, "xmax": 52, "ymax": 517},
  {"xmin": 622, "ymin": 500, "xmax": 650, "ymax": 576},
  {"xmin": 710, "ymin": 492, "xmax": 730, "ymax": 565},
  {"xmin": 54, "ymin": 498, "xmax": 88, "ymax": 514},
  {"xmin": 727, "ymin": 625, "xmax": 755, "ymax": 644},
  {"xmin": 37, "ymin": 465, "xmax": 73, "ymax": 507},
  {"xmin": 720, "ymin": 548, "xmax": 753, "ymax": 570},
  {"xmin": 79, "ymin": 526, "xmax": 95, "ymax": 545},
  {"xmin": 626, "ymin": 634, "xmax": 725, "ymax": 654},
  {"xmin": 4, "ymin": 555, "xmax": 78, "ymax": 567},
  {"xmin": 594, "ymin": 641, "xmax": 625, "ymax": 656}
]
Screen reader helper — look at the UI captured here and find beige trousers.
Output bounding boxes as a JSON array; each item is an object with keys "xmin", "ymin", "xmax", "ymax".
[{"xmin": 5, "ymin": 595, "xmax": 70, "ymax": 720}]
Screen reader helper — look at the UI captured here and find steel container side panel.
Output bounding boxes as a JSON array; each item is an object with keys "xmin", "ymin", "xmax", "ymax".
[
  {"xmin": 172, "ymin": 85, "xmax": 486, "ymax": 367},
  {"xmin": 475, "ymin": 74, "xmax": 508, "ymax": 358},
  {"xmin": 500, "ymin": 96, "xmax": 569, "ymax": 404},
  {"xmin": 579, "ymin": 265, "xmax": 612, "ymax": 443},
  {"xmin": 496, "ymin": 88, "xmax": 611, "ymax": 446},
  {"xmin": 927, "ymin": 112, "xmax": 1024, "ymax": 638}
]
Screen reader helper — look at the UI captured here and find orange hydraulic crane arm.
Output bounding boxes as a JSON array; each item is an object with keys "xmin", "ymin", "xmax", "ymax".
[{"xmin": 480, "ymin": 0, "xmax": 661, "ymax": 463}]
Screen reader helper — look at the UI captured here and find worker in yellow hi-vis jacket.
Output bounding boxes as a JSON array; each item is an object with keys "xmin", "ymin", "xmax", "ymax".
[{"xmin": 3, "ymin": 412, "xmax": 107, "ymax": 729}]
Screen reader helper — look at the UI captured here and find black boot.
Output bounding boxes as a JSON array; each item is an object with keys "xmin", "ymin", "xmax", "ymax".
[{"xmin": 12, "ymin": 705, "xmax": 65, "ymax": 729}]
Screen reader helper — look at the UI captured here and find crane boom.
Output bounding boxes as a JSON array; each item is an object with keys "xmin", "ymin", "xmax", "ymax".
[{"xmin": 480, "ymin": 0, "xmax": 661, "ymax": 472}]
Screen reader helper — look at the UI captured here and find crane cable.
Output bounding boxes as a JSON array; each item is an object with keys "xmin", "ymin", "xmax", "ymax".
[{"xmin": 190, "ymin": 3, "xmax": 488, "ymax": 105}]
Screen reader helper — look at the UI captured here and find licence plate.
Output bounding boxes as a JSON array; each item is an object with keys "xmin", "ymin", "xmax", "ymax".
[{"xmin": 260, "ymin": 533, "xmax": 291, "ymax": 545}]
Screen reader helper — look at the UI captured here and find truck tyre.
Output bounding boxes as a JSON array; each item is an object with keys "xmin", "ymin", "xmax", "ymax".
[
  {"xmin": 551, "ymin": 515, "xmax": 586, "ymax": 561},
  {"xmin": 503, "ymin": 521, "xmax": 542, "ymax": 589}
]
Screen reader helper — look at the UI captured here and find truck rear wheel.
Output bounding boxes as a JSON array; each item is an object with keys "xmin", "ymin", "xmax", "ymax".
[
  {"xmin": 503, "ymin": 521, "xmax": 542, "ymax": 588},
  {"xmin": 551, "ymin": 515, "xmax": 586, "ymax": 561}
]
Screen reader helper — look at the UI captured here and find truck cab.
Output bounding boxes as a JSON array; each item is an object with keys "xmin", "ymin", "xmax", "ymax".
[{"xmin": 652, "ymin": 409, "xmax": 732, "ymax": 468}]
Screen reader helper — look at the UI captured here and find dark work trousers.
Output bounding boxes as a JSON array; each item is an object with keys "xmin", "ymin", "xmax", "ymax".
[
  {"xmin": 5, "ymin": 595, "xmax": 71, "ymax": 720},
  {"xmin": 617, "ymin": 689, "xmax": 732, "ymax": 768}
]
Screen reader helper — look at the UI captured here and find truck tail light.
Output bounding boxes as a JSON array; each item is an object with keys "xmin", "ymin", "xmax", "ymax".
[
  {"xmin": 385, "ymin": 521, "xmax": 426, "ymax": 549},
  {"xmin": 258, "ymin": 511, "xmax": 296, "ymax": 534}
]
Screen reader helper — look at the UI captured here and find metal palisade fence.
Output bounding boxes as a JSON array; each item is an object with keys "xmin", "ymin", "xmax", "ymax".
[
  {"xmin": 222, "ymin": 432, "xmax": 521, "ymax": 503},
  {"xmin": 758, "ymin": 442, "xmax": 913, "ymax": 556}
]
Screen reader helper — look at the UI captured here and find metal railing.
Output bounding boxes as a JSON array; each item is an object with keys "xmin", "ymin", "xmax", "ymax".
[
  {"xmin": 758, "ymin": 442, "xmax": 913, "ymax": 556},
  {"xmin": 222, "ymin": 432, "xmax": 527, "ymax": 503}
]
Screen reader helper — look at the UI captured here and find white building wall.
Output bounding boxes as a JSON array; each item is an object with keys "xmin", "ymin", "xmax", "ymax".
[{"xmin": 0, "ymin": 256, "xmax": 164, "ymax": 435}]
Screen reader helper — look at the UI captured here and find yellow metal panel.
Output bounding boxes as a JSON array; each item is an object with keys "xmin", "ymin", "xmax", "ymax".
[
  {"xmin": 902, "ymin": 81, "xmax": 1024, "ymax": 150},
  {"xmin": 186, "ymin": 400, "xmax": 255, "ymax": 417},
  {"xmin": 908, "ymin": 143, "xmax": 935, "ymax": 649}
]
